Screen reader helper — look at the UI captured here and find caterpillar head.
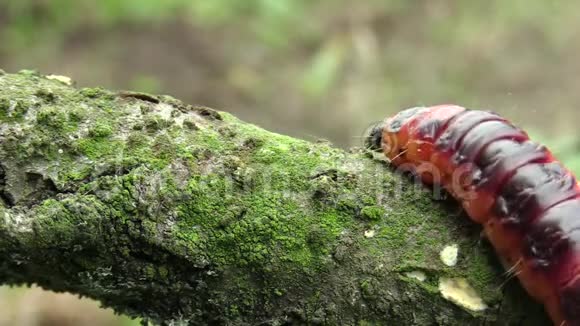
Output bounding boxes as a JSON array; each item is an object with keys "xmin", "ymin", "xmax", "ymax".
[
  {"xmin": 382, "ymin": 107, "xmax": 428, "ymax": 159},
  {"xmin": 364, "ymin": 122, "xmax": 385, "ymax": 152}
]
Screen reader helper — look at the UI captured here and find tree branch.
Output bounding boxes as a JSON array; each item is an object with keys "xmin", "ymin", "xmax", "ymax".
[{"xmin": 0, "ymin": 70, "xmax": 549, "ymax": 325}]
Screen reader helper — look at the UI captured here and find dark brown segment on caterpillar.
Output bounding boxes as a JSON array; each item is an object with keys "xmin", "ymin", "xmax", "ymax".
[
  {"xmin": 494, "ymin": 162, "xmax": 579, "ymax": 228},
  {"xmin": 414, "ymin": 106, "xmax": 467, "ymax": 141},
  {"xmin": 561, "ymin": 280, "xmax": 580, "ymax": 324},
  {"xmin": 452, "ymin": 120, "xmax": 528, "ymax": 165},
  {"xmin": 434, "ymin": 110, "xmax": 506, "ymax": 152},
  {"xmin": 524, "ymin": 200, "xmax": 580, "ymax": 269},
  {"xmin": 475, "ymin": 140, "xmax": 551, "ymax": 194},
  {"xmin": 386, "ymin": 107, "xmax": 428, "ymax": 133}
]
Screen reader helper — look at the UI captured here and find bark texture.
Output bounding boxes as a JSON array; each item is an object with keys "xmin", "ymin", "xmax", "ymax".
[{"xmin": 0, "ymin": 70, "xmax": 549, "ymax": 325}]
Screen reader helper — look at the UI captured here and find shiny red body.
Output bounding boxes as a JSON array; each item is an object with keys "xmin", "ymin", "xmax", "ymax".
[{"xmin": 373, "ymin": 105, "xmax": 580, "ymax": 325}]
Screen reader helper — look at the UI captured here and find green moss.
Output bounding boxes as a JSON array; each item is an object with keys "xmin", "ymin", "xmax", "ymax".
[
  {"xmin": 462, "ymin": 245, "xmax": 503, "ymax": 303},
  {"xmin": 360, "ymin": 205, "xmax": 385, "ymax": 221},
  {"xmin": 68, "ymin": 106, "xmax": 89, "ymax": 122},
  {"xmin": 0, "ymin": 98, "xmax": 28, "ymax": 122},
  {"xmin": 360, "ymin": 279, "xmax": 372, "ymax": 296},
  {"xmin": 34, "ymin": 88, "xmax": 57, "ymax": 102},
  {"xmin": 33, "ymin": 196, "xmax": 104, "ymax": 248},
  {"xmin": 144, "ymin": 114, "xmax": 173, "ymax": 131},
  {"xmin": 158, "ymin": 266, "xmax": 169, "ymax": 279},
  {"xmin": 59, "ymin": 165, "xmax": 93, "ymax": 183},
  {"xmin": 192, "ymin": 129, "xmax": 227, "ymax": 154},
  {"xmin": 18, "ymin": 69, "xmax": 40, "ymax": 76},
  {"xmin": 178, "ymin": 165, "xmax": 331, "ymax": 272},
  {"xmin": 182, "ymin": 118, "xmax": 199, "ymax": 130},
  {"xmin": 151, "ymin": 133, "xmax": 177, "ymax": 162},
  {"xmin": 75, "ymin": 138, "xmax": 122, "ymax": 159},
  {"xmin": 36, "ymin": 106, "xmax": 70, "ymax": 130},
  {"xmin": 170, "ymin": 119, "xmax": 359, "ymax": 274},
  {"xmin": 79, "ymin": 87, "xmax": 112, "ymax": 99},
  {"xmin": 88, "ymin": 122, "xmax": 113, "ymax": 138},
  {"xmin": 144, "ymin": 265, "xmax": 157, "ymax": 279},
  {"xmin": 358, "ymin": 321, "xmax": 380, "ymax": 326},
  {"xmin": 377, "ymin": 211, "xmax": 418, "ymax": 249}
]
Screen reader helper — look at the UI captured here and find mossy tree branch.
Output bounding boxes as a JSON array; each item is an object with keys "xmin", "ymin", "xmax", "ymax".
[{"xmin": 0, "ymin": 70, "xmax": 548, "ymax": 325}]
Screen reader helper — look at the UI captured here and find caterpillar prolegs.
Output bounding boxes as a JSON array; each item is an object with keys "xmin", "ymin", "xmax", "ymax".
[{"xmin": 366, "ymin": 105, "xmax": 580, "ymax": 326}]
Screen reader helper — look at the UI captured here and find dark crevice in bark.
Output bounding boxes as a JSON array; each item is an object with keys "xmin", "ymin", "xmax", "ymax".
[
  {"xmin": 22, "ymin": 172, "xmax": 59, "ymax": 206},
  {"xmin": 0, "ymin": 163, "xmax": 14, "ymax": 207},
  {"xmin": 118, "ymin": 91, "xmax": 160, "ymax": 104}
]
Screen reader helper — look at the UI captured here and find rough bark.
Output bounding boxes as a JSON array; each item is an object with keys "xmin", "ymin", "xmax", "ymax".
[{"xmin": 0, "ymin": 70, "xmax": 549, "ymax": 325}]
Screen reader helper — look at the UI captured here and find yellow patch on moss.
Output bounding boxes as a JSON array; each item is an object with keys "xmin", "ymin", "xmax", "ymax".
[
  {"xmin": 46, "ymin": 75, "xmax": 73, "ymax": 85},
  {"xmin": 438, "ymin": 277, "xmax": 487, "ymax": 312},
  {"xmin": 440, "ymin": 244, "xmax": 458, "ymax": 267}
]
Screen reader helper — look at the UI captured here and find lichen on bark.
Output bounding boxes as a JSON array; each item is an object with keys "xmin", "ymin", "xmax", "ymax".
[{"xmin": 0, "ymin": 70, "xmax": 549, "ymax": 325}]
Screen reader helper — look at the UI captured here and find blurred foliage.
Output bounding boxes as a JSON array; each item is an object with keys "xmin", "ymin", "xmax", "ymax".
[
  {"xmin": 3, "ymin": 0, "xmax": 315, "ymax": 48},
  {"xmin": 128, "ymin": 75, "xmax": 162, "ymax": 94},
  {"xmin": 532, "ymin": 132, "xmax": 580, "ymax": 175},
  {"xmin": 1, "ymin": 0, "xmax": 580, "ymax": 324},
  {"xmin": 2, "ymin": 0, "xmax": 579, "ymax": 147},
  {"xmin": 0, "ymin": 286, "xmax": 140, "ymax": 326}
]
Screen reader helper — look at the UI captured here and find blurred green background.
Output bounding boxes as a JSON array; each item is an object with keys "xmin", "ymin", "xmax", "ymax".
[{"xmin": 1, "ymin": 1, "xmax": 579, "ymax": 325}]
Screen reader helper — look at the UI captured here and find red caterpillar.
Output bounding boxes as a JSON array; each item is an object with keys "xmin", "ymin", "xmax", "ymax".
[{"xmin": 366, "ymin": 105, "xmax": 580, "ymax": 326}]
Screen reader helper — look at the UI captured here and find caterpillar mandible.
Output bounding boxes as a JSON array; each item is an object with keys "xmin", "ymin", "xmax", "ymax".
[{"xmin": 366, "ymin": 105, "xmax": 580, "ymax": 326}]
